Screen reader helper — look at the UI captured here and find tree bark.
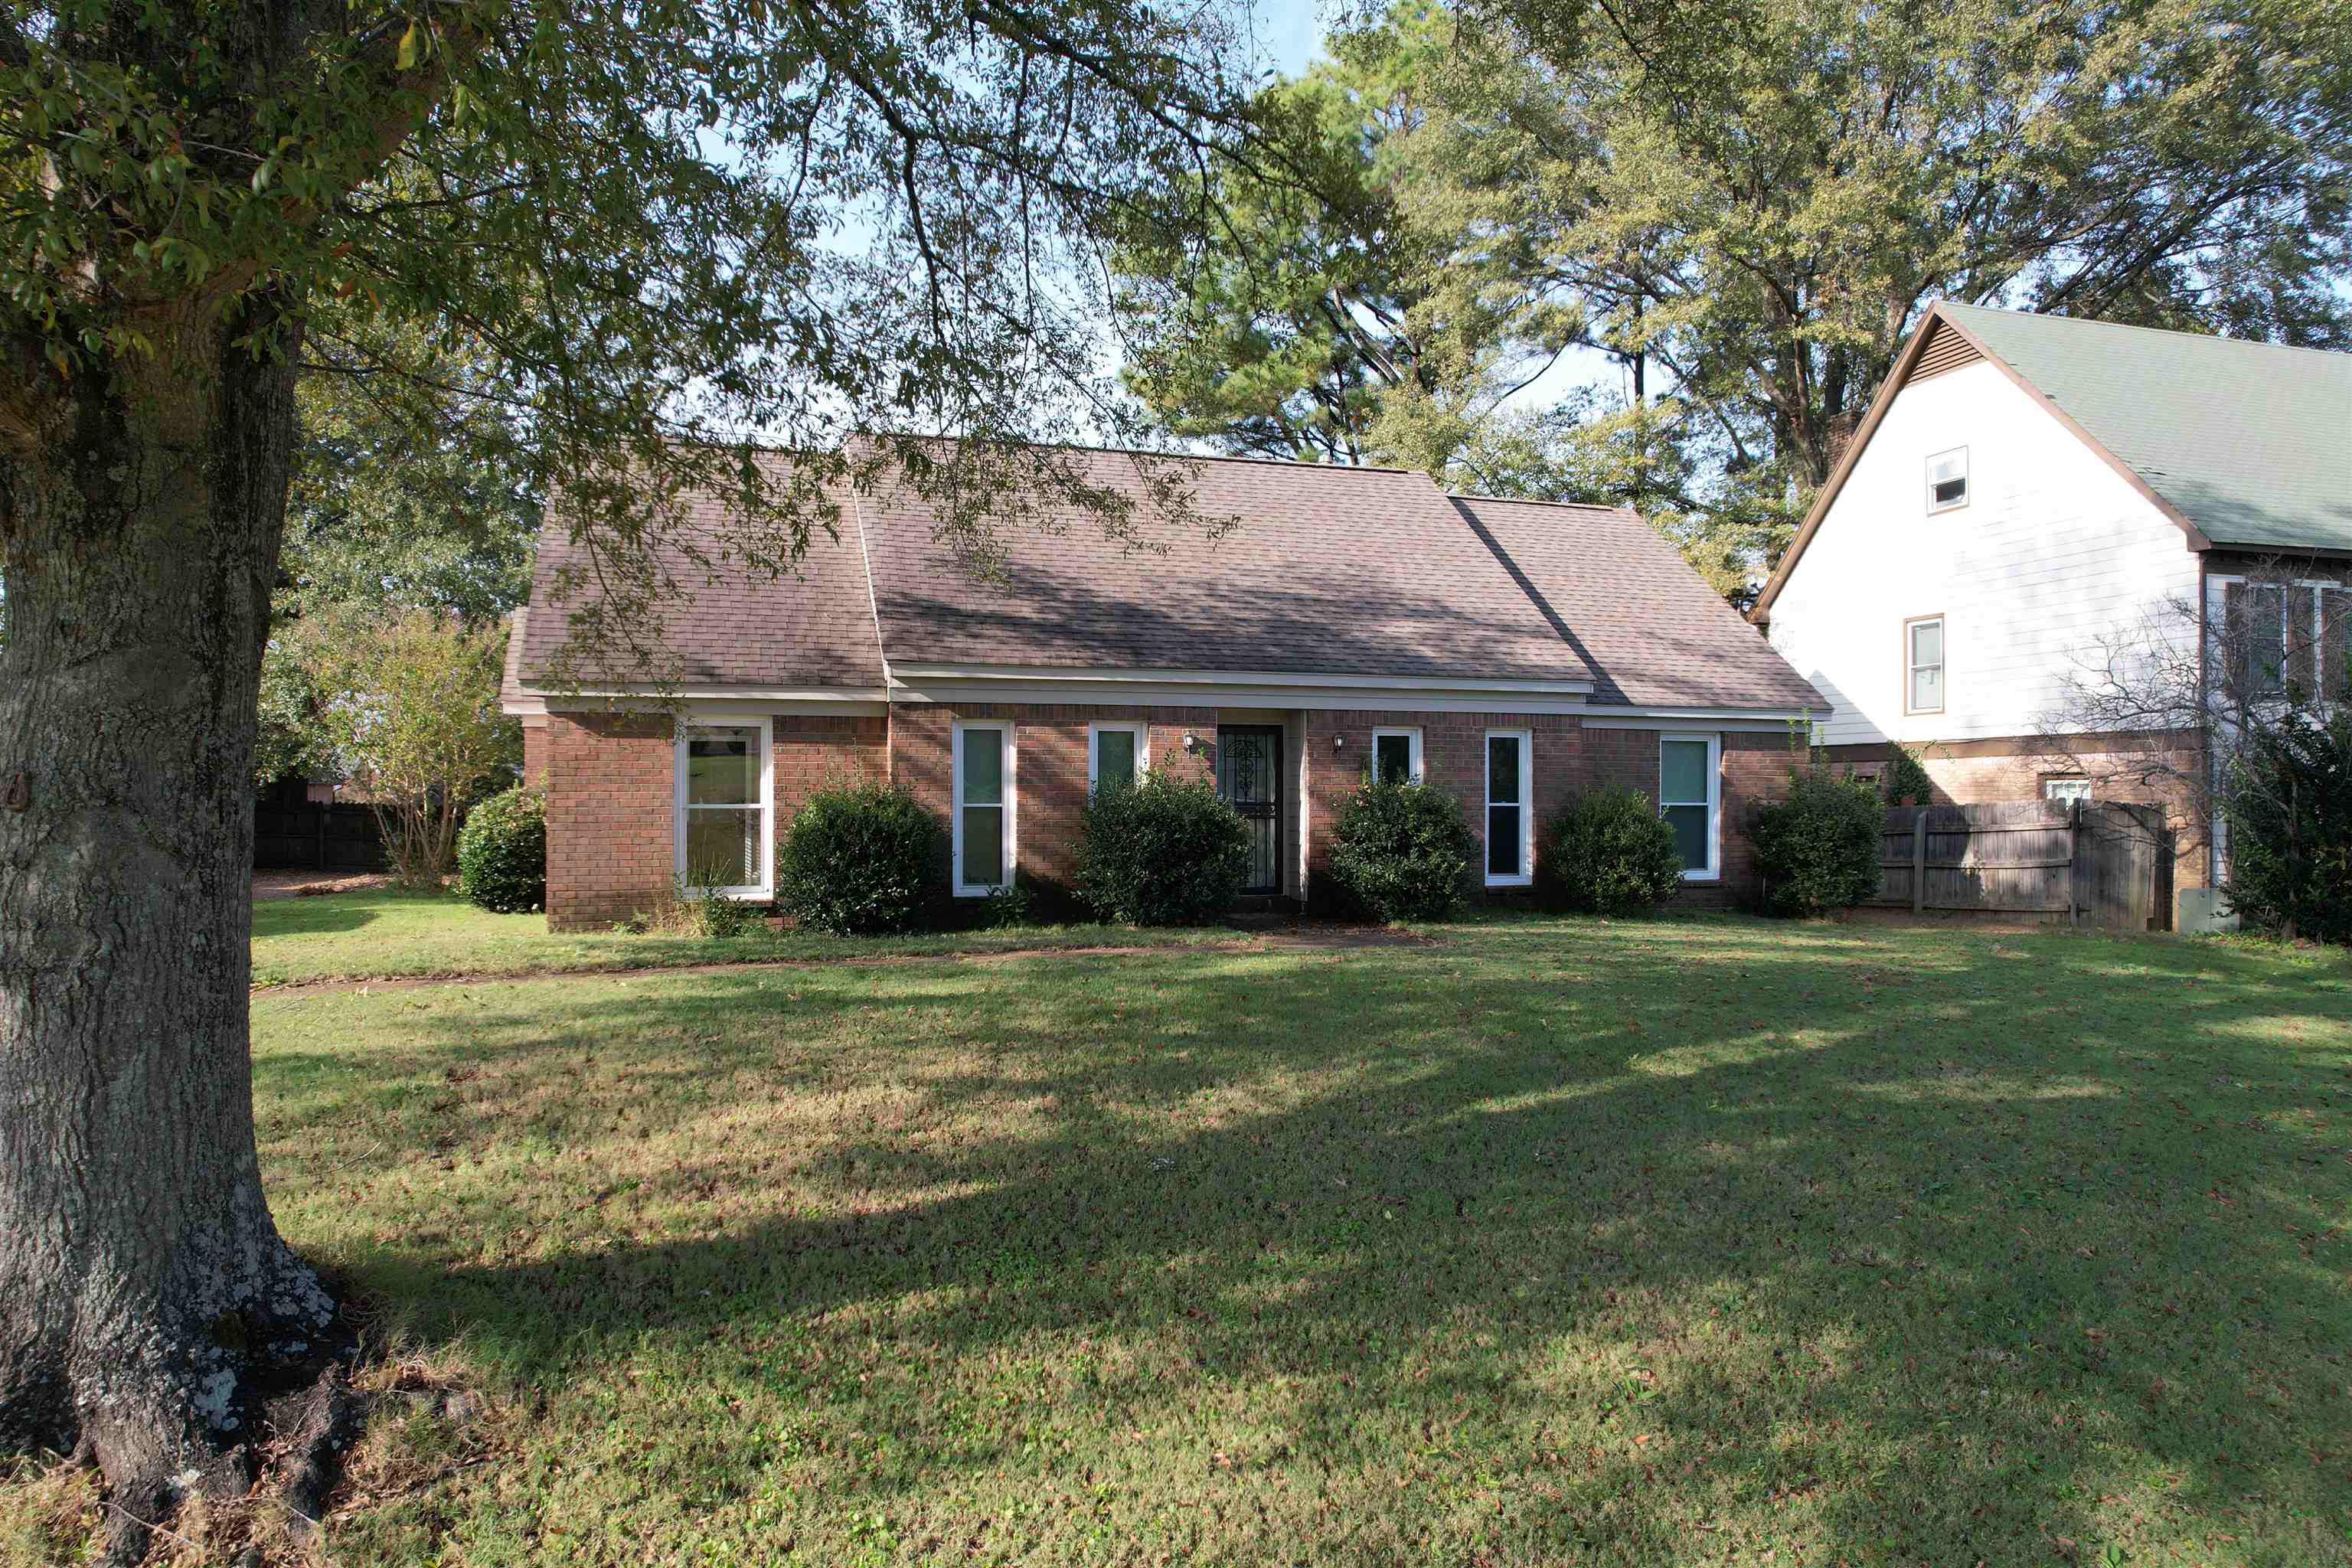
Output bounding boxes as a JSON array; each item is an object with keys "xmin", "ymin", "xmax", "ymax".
[{"xmin": 0, "ymin": 297, "xmax": 338, "ymax": 1558}]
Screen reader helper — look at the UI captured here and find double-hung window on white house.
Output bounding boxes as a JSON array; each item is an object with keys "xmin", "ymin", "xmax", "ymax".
[
  {"xmin": 676, "ymin": 718, "xmax": 773, "ymax": 898},
  {"xmin": 1088, "ymin": 722, "xmax": 1147, "ymax": 793},
  {"xmin": 1658, "ymin": 733, "xmax": 1720, "ymax": 881},
  {"xmin": 953, "ymin": 721, "xmax": 1014, "ymax": 897},
  {"xmin": 1483, "ymin": 730, "xmax": 1534, "ymax": 887},
  {"xmin": 1906, "ymin": 615, "xmax": 1945, "ymax": 714},
  {"xmin": 1372, "ymin": 727, "xmax": 1423, "ymax": 786}
]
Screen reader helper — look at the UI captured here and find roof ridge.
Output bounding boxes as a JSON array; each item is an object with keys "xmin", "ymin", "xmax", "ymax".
[
  {"xmin": 1454, "ymin": 492, "xmax": 1638, "ymax": 514},
  {"xmin": 1937, "ymin": 301, "xmax": 2350, "ymax": 361}
]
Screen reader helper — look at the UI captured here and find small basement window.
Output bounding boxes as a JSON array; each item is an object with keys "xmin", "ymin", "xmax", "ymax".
[
  {"xmin": 1926, "ymin": 447, "xmax": 1968, "ymax": 513},
  {"xmin": 2043, "ymin": 777, "xmax": 2091, "ymax": 804}
]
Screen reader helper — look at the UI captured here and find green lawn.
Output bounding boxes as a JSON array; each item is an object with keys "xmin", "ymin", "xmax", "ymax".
[
  {"xmin": 12, "ymin": 916, "xmax": 2351, "ymax": 1566},
  {"xmin": 249, "ymin": 890, "xmax": 1250, "ymax": 987}
]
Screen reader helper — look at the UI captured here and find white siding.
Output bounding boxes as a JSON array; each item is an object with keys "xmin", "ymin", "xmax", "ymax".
[{"xmin": 1767, "ymin": 360, "xmax": 2200, "ymax": 746}]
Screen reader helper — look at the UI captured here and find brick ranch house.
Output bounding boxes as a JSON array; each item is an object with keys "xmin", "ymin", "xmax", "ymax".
[{"xmin": 502, "ymin": 449, "xmax": 1829, "ymax": 930}]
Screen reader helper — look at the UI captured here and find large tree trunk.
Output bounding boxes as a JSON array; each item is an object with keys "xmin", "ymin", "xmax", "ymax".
[{"xmin": 0, "ymin": 299, "xmax": 338, "ymax": 1557}]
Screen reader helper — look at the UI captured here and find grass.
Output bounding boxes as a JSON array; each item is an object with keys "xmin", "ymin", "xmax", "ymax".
[
  {"xmin": 249, "ymin": 890, "xmax": 1250, "ymax": 988},
  {"xmin": 10, "ymin": 915, "xmax": 2351, "ymax": 1566}
]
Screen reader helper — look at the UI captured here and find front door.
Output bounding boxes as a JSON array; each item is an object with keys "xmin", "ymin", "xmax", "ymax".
[{"xmin": 1217, "ymin": 726, "xmax": 1285, "ymax": 896}]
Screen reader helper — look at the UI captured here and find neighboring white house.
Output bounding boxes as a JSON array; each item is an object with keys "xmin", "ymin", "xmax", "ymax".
[{"xmin": 1752, "ymin": 301, "xmax": 2352, "ymax": 914}]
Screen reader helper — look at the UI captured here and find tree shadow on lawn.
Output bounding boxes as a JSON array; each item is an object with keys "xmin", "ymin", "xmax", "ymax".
[{"xmin": 258, "ymin": 927, "xmax": 2352, "ymax": 1563}]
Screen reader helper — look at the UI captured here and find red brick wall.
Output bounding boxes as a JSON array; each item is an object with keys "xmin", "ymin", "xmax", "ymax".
[
  {"xmin": 1300, "ymin": 711, "xmax": 1585, "ymax": 902},
  {"xmin": 520, "ymin": 717, "xmax": 548, "ymax": 790},
  {"xmin": 1579, "ymin": 726, "xmax": 1800, "ymax": 906},
  {"xmin": 890, "ymin": 703, "xmax": 1218, "ymax": 897},
  {"xmin": 545, "ymin": 710, "xmax": 890, "ymax": 929},
  {"xmin": 545, "ymin": 710, "xmax": 674, "ymax": 929}
]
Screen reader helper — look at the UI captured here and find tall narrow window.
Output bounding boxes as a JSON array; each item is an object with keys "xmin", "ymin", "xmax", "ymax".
[
  {"xmin": 1484, "ymin": 730, "xmax": 1533, "ymax": 887},
  {"xmin": 953, "ymin": 722, "xmax": 1012, "ymax": 896},
  {"xmin": 2322, "ymin": 586, "xmax": 2351, "ymax": 700},
  {"xmin": 1372, "ymin": 727, "xmax": 1423, "ymax": 786},
  {"xmin": 1659, "ymin": 733, "xmax": 1720, "ymax": 880},
  {"xmin": 1906, "ymin": 616, "xmax": 1945, "ymax": 713},
  {"xmin": 1926, "ymin": 448, "xmax": 1968, "ymax": 513},
  {"xmin": 1089, "ymin": 723, "xmax": 1146, "ymax": 792},
  {"xmin": 676, "ymin": 720, "xmax": 771, "ymax": 897},
  {"xmin": 2223, "ymin": 581, "xmax": 2288, "ymax": 698}
]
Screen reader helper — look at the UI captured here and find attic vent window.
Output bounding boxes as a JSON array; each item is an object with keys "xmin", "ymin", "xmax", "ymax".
[{"xmin": 1926, "ymin": 447, "xmax": 1968, "ymax": 513}]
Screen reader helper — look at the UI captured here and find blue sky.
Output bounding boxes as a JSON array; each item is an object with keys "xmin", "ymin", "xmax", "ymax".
[{"xmin": 1247, "ymin": 0, "xmax": 1331, "ymax": 79}]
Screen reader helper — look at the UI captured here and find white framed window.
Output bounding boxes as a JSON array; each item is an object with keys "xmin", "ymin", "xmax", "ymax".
[
  {"xmin": 1926, "ymin": 447, "xmax": 1968, "ymax": 513},
  {"xmin": 2043, "ymin": 777, "xmax": 2092, "ymax": 804},
  {"xmin": 675, "ymin": 717, "xmax": 773, "ymax": 898},
  {"xmin": 1483, "ymin": 730, "xmax": 1534, "ymax": 887},
  {"xmin": 1087, "ymin": 722, "xmax": 1148, "ymax": 792},
  {"xmin": 1371, "ymin": 727, "xmax": 1423, "ymax": 786},
  {"xmin": 1906, "ymin": 615, "xmax": 1945, "ymax": 714},
  {"xmin": 1658, "ymin": 732, "xmax": 1720, "ymax": 882},
  {"xmin": 952, "ymin": 721, "xmax": 1014, "ymax": 897}
]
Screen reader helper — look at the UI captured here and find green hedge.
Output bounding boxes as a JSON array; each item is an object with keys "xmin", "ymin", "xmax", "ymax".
[
  {"xmin": 1547, "ymin": 789, "xmax": 1684, "ymax": 916},
  {"xmin": 1327, "ymin": 777, "xmax": 1478, "ymax": 921},
  {"xmin": 456, "ymin": 786, "xmax": 547, "ymax": 913},
  {"xmin": 1749, "ymin": 771, "xmax": 1883, "ymax": 916},
  {"xmin": 1075, "ymin": 769, "xmax": 1251, "ymax": 926},
  {"xmin": 777, "ymin": 782, "xmax": 944, "ymax": 934}
]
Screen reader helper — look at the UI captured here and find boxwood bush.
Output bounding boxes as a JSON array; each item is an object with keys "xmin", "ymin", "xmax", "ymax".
[
  {"xmin": 456, "ymin": 786, "xmax": 547, "ymax": 913},
  {"xmin": 1749, "ymin": 770, "xmax": 1885, "ymax": 916},
  {"xmin": 1328, "ymin": 777, "xmax": 1478, "ymax": 921},
  {"xmin": 1075, "ymin": 769, "xmax": 1251, "ymax": 926},
  {"xmin": 777, "ymin": 782, "xmax": 944, "ymax": 934},
  {"xmin": 1547, "ymin": 788, "xmax": 1684, "ymax": 916}
]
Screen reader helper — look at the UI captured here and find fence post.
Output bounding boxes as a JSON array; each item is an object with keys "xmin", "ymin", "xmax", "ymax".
[
  {"xmin": 315, "ymin": 804, "xmax": 328, "ymax": 871},
  {"xmin": 1911, "ymin": 808, "xmax": 1927, "ymax": 915},
  {"xmin": 2068, "ymin": 799, "xmax": 2082, "ymax": 927}
]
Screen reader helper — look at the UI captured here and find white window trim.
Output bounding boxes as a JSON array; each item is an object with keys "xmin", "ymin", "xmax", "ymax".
[
  {"xmin": 1660, "ymin": 731, "xmax": 1722, "ymax": 884},
  {"xmin": 952, "ymin": 720, "xmax": 1016, "ymax": 898},
  {"xmin": 1086, "ymin": 721, "xmax": 1149, "ymax": 791},
  {"xmin": 1483, "ymin": 728, "xmax": 1535, "ymax": 888},
  {"xmin": 2043, "ymin": 777, "xmax": 2092, "ymax": 804},
  {"xmin": 1906, "ymin": 615, "xmax": 1946, "ymax": 715},
  {"xmin": 1370, "ymin": 725, "xmax": 1424, "ymax": 785},
  {"xmin": 1926, "ymin": 446, "xmax": 1968, "ymax": 514},
  {"xmin": 674, "ymin": 714, "xmax": 774, "ymax": 900}
]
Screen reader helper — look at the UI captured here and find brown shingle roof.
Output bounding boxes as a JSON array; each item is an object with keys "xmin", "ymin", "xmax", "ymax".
[
  {"xmin": 854, "ymin": 451, "xmax": 1592, "ymax": 684},
  {"xmin": 1452, "ymin": 495, "xmax": 1830, "ymax": 712},
  {"xmin": 508, "ymin": 444, "xmax": 1824, "ymax": 714},
  {"xmin": 517, "ymin": 456, "xmax": 884, "ymax": 690}
]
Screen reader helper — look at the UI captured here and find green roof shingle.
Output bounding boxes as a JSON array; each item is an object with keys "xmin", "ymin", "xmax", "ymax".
[{"xmin": 1939, "ymin": 302, "xmax": 2352, "ymax": 554}]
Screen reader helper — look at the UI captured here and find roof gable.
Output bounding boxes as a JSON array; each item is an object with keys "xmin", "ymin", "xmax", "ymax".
[{"xmin": 1756, "ymin": 303, "xmax": 2352, "ymax": 619}]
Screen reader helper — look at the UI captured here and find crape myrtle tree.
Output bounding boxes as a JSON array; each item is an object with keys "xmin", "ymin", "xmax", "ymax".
[{"xmin": 0, "ymin": 0, "xmax": 1258, "ymax": 1553}]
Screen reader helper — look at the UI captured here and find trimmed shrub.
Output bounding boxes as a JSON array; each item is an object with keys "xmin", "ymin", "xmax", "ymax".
[
  {"xmin": 1883, "ymin": 746, "xmax": 1936, "ymax": 806},
  {"xmin": 1547, "ymin": 789, "xmax": 1684, "ymax": 916},
  {"xmin": 1075, "ymin": 769, "xmax": 1251, "ymax": 926},
  {"xmin": 1748, "ymin": 770, "xmax": 1883, "ymax": 916},
  {"xmin": 1328, "ymin": 777, "xmax": 1478, "ymax": 922},
  {"xmin": 778, "ymin": 782, "xmax": 944, "ymax": 935},
  {"xmin": 456, "ymin": 786, "xmax": 546, "ymax": 913}
]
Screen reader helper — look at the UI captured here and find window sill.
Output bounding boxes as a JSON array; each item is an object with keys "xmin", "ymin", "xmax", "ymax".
[
  {"xmin": 683, "ymin": 885, "xmax": 772, "ymax": 901},
  {"xmin": 1483, "ymin": 875, "xmax": 1534, "ymax": 890},
  {"xmin": 952, "ymin": 885, "xmax": 1004, "ymax": 900},
  {"xmin": 1677, "ymin": 870, "xmax": 1721, "ymax": 884}
]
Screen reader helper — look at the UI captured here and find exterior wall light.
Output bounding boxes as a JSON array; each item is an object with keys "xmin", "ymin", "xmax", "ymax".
[{"xmin": 1182, "ymin": 732, "xmax": 1198, "ymax": 752}]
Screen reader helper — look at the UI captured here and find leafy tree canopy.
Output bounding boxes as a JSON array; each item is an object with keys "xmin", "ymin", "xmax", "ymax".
[{"xmin": 1116, "ymin": 0, "xmax": 2352, "ymax": 598}]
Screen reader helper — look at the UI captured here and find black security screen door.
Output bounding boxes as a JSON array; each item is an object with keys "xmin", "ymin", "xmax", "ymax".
[{"xmin": 1217, "ymin": 726, "xmax": 1285, "ymax": 895}]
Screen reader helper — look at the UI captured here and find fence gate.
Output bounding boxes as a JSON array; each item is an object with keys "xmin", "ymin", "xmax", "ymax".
[{"xmin": 1864, "ymin": 801, "xmax": 2171, "ymax": 930}]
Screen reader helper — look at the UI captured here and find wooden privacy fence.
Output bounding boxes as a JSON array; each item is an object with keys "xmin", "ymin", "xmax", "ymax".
[
  {"xmin": 1865, "ymin": 801, "xmax": 2173, "ymax": 930},
  {"xmin": 253, "ymin": 799, "xmax": 387, "ymax": 872}
]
